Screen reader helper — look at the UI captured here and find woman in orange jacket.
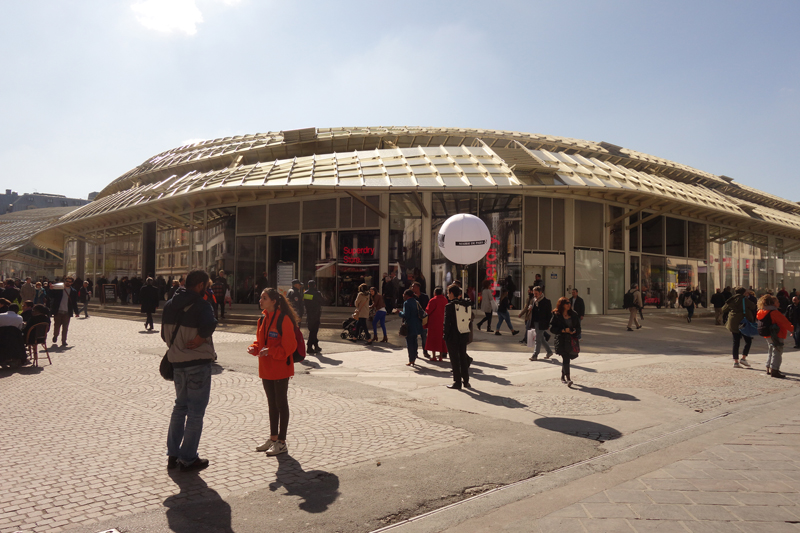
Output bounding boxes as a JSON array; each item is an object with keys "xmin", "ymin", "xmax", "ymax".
[
  {"xmin": 248, "ymin": 288, "xmax": 299, "ymax": 455},
  {"xmin": 756, "ymin": 294, "xmax": 794, "ymax": 379}
]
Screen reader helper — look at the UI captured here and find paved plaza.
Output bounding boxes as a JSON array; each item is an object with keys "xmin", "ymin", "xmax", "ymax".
[{"xmin": 1, "ymin": 312, "xmax": 799, "ymax": 533}]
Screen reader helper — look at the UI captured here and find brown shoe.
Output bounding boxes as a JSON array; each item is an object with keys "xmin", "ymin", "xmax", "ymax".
[{"xmin": 381, "ymin": 337, "xmax": 388, "ymax": 343}]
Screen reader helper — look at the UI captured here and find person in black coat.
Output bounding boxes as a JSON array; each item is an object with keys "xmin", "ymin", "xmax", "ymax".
[
  {"xmin": 570, "ymin": 289, "xmax": 586, "ymax": 320},
  {"xmin": 529, "ymin": 287, "xmax": 553, "ymax": 360},
  {"xmin": 443, "ymin": 284, "xmax": 473, "ymax": 390},
  {"xmin": 49, "ymin": 277, "xmax": 78, "ymax": 346},
  {"xmin": 304, "ymin": 280, "xmax": 324, "ymax": 353},
  {"xmin": 140, "ymin": 277, "xmax": 160, "ymax": 331},
  {"xmin": 550, "ymin": 297, "xmax": 582, "ymax": 386}
]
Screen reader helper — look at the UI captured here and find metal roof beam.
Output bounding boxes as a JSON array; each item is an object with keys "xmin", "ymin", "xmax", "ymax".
[
  {"xmin": 346, "ymin": 191, "xmax": 386, "ymax": 219},
  {"xmin": 625, "ymin": 204, "xmax": 673, "ymax": 230},
  {"xmin": 605, "ymin": 198, "xmax": 659, "ymax": 227},
  {"xmin": 410, "ymin": 192, "xmax": 429, "ymax": 218}
]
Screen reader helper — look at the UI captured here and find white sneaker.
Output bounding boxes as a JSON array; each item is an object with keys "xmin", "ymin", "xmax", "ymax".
[
  {"xmin": 740, "ymin": 359, "xmax": 750, "ymax": 367},
  {"xmin": 256, "ymin": 439, "xmax": 276, "ymax": 452},
  {"xmin": 733, "ymin": 362, "xmax": 741, "ymax": 368},
  {"xmin": 266, "ymin": 441, "xmax": 288, "ymax": 456}
]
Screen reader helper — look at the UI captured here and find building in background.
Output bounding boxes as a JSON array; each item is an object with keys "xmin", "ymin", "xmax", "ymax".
[
  {"xmin": 3, "ymin": 126, "xmax": 800, "ymax": 312},
  {"xmin": 2, "ymin": 189, "xmax": 90, "ymax": 214}
]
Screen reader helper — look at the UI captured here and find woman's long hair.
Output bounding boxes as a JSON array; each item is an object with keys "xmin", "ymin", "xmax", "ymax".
[
  {"xmin": 262, "ymin": 288, "xmax": 300, "ymax": 327},
  {"xmin": 757, "ymin": 294, "xmax": 775, "ymax": 310},
  {"xmin": 555, "ymin": 296, "xmax": 571, "ymax": 316}
]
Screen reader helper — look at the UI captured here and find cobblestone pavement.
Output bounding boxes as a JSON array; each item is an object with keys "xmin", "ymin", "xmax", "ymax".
[
  {"xmin": 0, "ymin": 317, "xmax": 470, "ymax": 533},
  {"xmin": 539, "ymin": 416, "xmax": 800, "ymax": 533}
]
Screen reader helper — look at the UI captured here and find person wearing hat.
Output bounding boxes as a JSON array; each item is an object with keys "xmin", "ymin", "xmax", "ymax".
[
  {"xmin": 304, "ymin": 280, "xmax": 324, "ymax": 353},
  {"xmin": 287, "ymin": 279, "xmax": 305, "ymax": 327}
]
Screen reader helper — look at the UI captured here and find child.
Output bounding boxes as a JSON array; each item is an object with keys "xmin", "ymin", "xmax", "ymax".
[{"xmin": 756, "ymin": 295, "xmax": 794, "ymax": 379}]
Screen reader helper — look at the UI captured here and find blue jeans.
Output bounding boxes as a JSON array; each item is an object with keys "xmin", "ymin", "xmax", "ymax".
[
  {"xmin": 372, "ymin": 310, "xmax": 387, "ymax": 338},
  {"xmin": 496, "ymin": 311, "xmax": 513, "ymax": 331},
  {"xmin": 406, "ymin": 334, "xmax": 420, "ymax": 363},
  {"xmin": 168, "ymin": 363, "xmax": 212, "ymax": 465}
]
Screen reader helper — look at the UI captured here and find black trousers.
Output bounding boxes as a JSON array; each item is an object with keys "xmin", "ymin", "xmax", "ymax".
[
  {"xmin": 307, "ymin": 318, "xmax": 320, "ymax": 349},
  {"xmin": 262, "ymin": 378, "xmax": 290, "ymax": 441},
  {"xmin": 145, "ymin": 312, "xmax": 154, "ymax": 329},
  {"xmin": 213, "ymin": 301, "xmax": 225, "ymax": 318},
  {"xmin": 732, "ymin": 332, "xmax": 752, "ymax": 360},
  {"xmin": 446, "ymin": 335, "xmax": 470, "ymax": 385},
  {"xmin": 477, "ymin": 312, "xmax": 493, "ymax": 330}
]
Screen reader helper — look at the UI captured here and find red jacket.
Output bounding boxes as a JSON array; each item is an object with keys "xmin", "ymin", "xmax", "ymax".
[
  {"xmin": 249, "ymin": 310, "xmax": 297, "ymax": 380},
  {"xmin": 756, "ymin": 308, "xmax": 794, "ymax": 339}
]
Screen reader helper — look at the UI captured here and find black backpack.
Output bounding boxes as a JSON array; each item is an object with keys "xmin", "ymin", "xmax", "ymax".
[
  {"xmin": 757, "ymin": 310, "xmax": 779, "ymax": 337},
  {"xmin": 623, "ymin": 291, "xmax": 634, "ymax": 309}
]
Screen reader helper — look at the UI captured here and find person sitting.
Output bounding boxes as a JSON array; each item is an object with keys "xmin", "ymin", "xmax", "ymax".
[
  {"xmin": 24, "ymin": 304, "xmax": 52, "ymax": 344},
  {"xmin": 0, "ymin": 304, "xmax": 24, "ymax": 328},
  {"xmin": 21, "ymin": 300, "xmax": 34, "ymax": 322}
]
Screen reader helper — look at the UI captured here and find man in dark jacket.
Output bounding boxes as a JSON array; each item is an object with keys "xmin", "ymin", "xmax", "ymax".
[
  {"xmin": 444, "ymin": 284, "xmax": 472, "ymax": 390},
  {"xmin": 381, "ymin": 272, "xmax": 396, "ymax": 314},
  {"xmin": 529, "ymin": 286, "xmax": 553, "ymax": 360},
  {"xmin": 287, "ymin": 279, "xmax": 304, "ymax": 326},
  {"xmin": 303, "ymin": 280, "xmax": 324, "ymax": 354},
  {"xmin": 49, "ymin": 277, "xmax": 78, "ymax": 347},
  {"xmin": 570, "ymin": 289, "xmax": 585, "ymax": 321},
  {"xmin": 161, "ymin": 269, "xmax": 218, "ymax": 472},
  {"xmin": 412, "ymin": 282, "xmax": 431, "ymax": 357},
  {"xmin": 710, "ymin": 288, "xmax": 726, "ymax": 325},
  {"xmin": 2, "ymin": 279, "xmax": 21, "ymax": 304},
  {"xmin": 78, "ymin": 280, "xmax": 91, "ymax": 318},
  {"xmin": 786, "ymin": 296, "xmax": 800, "ymax": 349},
  {"xmin": 140, "ymin": 277, "xmax": 160, "ymax": 331},
  {"xmin": 721, "ymin": 287, "xmax": 757, "ymax": 368}
]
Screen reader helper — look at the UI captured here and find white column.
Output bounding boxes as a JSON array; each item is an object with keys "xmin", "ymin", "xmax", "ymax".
[
  {"xmin": 379, "ymin": 192, "xmax": 390, "ymax": 278},
  {"xmin": 422, "ymin": 192, "xmax": 432, "ymax": 283},
  {"xmin": 564, "ymin": 198, "xmax": 575, "ymax": 292}
]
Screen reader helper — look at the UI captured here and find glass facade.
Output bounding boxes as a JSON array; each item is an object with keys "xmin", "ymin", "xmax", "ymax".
[
  {"xmin": 478, "ymin": 194, "xmax": 522, "ymax": 307},
  {"xmin": 206, "ymin": 207, "xmax": 236, "ymax": 285},
  {"xmin": 608, "ymin": 251, "xmax": 625, "ymax": 309},
  {"xmin": 431, "ymin": 193, "xmax": 478, "ymax": 301},
  {"xmin": 389, "ymin": 194, "xmax": 423, "ymax": 289},
  {"xmin": 641, "ymin": 255, "xmax": 666, "ymax": 308},
  {"xmin": 301, "ymin": 232, "xmax": 337, "ymax": 305},
  {"xmin": 337, "ymin": 230, "xmax": 379, "ymax": 306}
]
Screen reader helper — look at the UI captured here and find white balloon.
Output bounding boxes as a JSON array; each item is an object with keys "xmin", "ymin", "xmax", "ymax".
[{"xmin": 437, "ymin": 214, "xmax": 491, "ymax": 265}]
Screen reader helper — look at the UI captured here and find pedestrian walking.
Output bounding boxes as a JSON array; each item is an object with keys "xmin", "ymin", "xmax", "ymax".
[
  {"xmin": 786, "ymin": 296, "xmax": 800, "ymax": 349},
  {"xmin": 78, "ymin": 280, "xmax": 91, "ymax": 318},
  {"xmin": 550, "ymin": 297, "xmax": 581, "ymax": 387},
  {"xmin": 19, "ymin": 277, "xmax": 35, "ymax": 303},
  {"xmin": 494, "ymin": 289, "xmax": 518, "ymax": 336},
  {"xmin": 399, "ymin": 289, "xmax": 423, "ymax": 366},
  {"xmin": 140, "ymin": 277, "xmax": 160, "ymax": 331},
  {"xmin": 570, "ymin": 289, "xmax": 585, "ymax": 321},
  {"xmin": 624, "ymin": 284, "xmax": 642, "ymax": 331},
  {"xmin": 682, "ymin": 290, "xmax": 696, "ymax": 323},
  {"xmin": 444, "ymin": 284, "xmax": 472, "ymax": 389},
  {"xmin": 304, "ymin": 280, "xmax": 324, "ymax": 353},
  {"xmin": 424, "ymin": 287, "xmax": 448, "ymax": 360},
  {"xmin": 721, "ymin": 287, "xmax": 756, "ymax": 368},
  {"xmin": 476, "ymin": 279, "xmax": 494, "ymax": 332},
  {"xmin": 367, "ymin": 286, "xmax": 387, "ymax": 345},
  {"xmin": 381, "ymin": 272, "xmax": 396, "ymax": 314},
  {"xmin": 528, "ymin": 286, "xmax": 553, "ymax": 360},
  {"xmin": 518, "ymin": 286, "xmax": 535, "ymax": 345},
  {"xmin": 757, "ymin": 294, "xmax": 794, "ymax": 379},
  {"xmin": 249, "ymin": 288, "xmax": 299, "ymax": 456},
  {"xmin": 411, "ymin": 282, "xmax": 431, "ymax": 357},
  {"xmin": 287, "ymin": 279, "xmax": 304, "ymax": 326},
  {"xmin": 33, "ymin": 282, "xmax": 46, "ymax": 305},
  {"xmin": 710, "ymin": 288, "xmax": 726, "ymax": 325},
  {"xmin": 49, "ymin": 277, "xmax": 78, "ymax": 347},
  {"xmin": 162, "ymin": 269, "xmax": 218, "ymax": 472},
  {"xmin": 351, "ymin": 283, "xmax": 370, "ymax": 342},
  {"xmin": 211, "ymin": 272, "xmax": 230, "ymax": 320}
]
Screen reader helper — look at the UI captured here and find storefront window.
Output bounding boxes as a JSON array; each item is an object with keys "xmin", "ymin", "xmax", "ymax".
[
  {"xmin": 641, "ymin": 255, "xmax": 665, "ymax": 308},
  {"xmin": 574, "ymin": 200, "xmax": 604, "ymax": 249},
  {"xmin": 301, "ymin": 232, "xmax": 336, "ymax": 306},
  {"xmin": 479, "ymin": 194, "xmax": 522, "ymax": 307},
  {"xmin": 206, "ymin": 207, "xmax": 236, "ymax": 287},
  {"xmin": 389, "ymin": 194, "xmax": 423, "ymax": 291},
  {"xmin": 337, "ymin": 230, "xmax": 379, "ymax": 306},
  {"xmin": 191, "ymin": 211, "xmax": 205, "ymax": 269},
  {"xmin": 235, "ymin": 236, "xmax": 266, "ymax": 304},
  {"xmin": 238, "ymin": 205, "xmax": 266, "ymax": 234},
  {"xmin": 432, "ymin": 193, "xmax": 478, "ymax": 300},
  {"xmin": 269, "ymin": 235, "xmax": 299, "ymax": 295},
  {"xmin": 630, "ymin": 255, "xmax": 640, "ymax": 290},
  {"xmin": 688, "ymin": 222, "xmax": 706, "ymax": 260},
  {"xmin": 608, "ymin": 251, "xmax": 625, "ymax": 309},
  {"xmin": 523, "ymin": 197, "xmax": 565, "ymax": 251},
  {"xmin": 104, "ymin": 225, "xmax": 142, "ymax": 281},
  {"xmin": 641, "ymin": 215, "xmax": 664, "ymax": 255},
  {"xmin": 665, "ymin": 217, "xmax": 686, "ymax": 257},
  {"xmin": 629, "ymin": 213, "xmax": 640, "ymax": 252},
  {"xmin": 609, "ymin": 206, "xmax": 624, "ymax": 251},
  {"xmin": 156, "ymin": 220, "xmax": 190, "ymax": 280}
]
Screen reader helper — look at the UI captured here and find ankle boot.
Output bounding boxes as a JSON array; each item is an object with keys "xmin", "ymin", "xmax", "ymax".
[
  {"xmin": 771, "ymin": 368, "xmax": 786, "ymax": 379},
  {"xmin": 381, "ymin": 336, "xmax": 388, "ymax": 343}
]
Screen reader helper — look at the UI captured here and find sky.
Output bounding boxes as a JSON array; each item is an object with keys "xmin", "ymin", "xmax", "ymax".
[{"xmin": 1, "ymin": 0, "xmax": 798, "ymax": 201}]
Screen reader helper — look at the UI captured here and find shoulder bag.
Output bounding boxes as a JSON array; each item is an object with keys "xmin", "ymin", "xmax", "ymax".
[
  {"xmin": 738, "ymin": 299, "xmax": 758, "ymax": 337},
  {"xmin": 159, "ymin": 306, "xmax": 190, "ymax": 381}
]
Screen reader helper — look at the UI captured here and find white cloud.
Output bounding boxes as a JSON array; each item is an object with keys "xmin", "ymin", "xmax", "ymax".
[{"xmin": 131, "ymin": 0, "xmax": 204, "ymax": 35}]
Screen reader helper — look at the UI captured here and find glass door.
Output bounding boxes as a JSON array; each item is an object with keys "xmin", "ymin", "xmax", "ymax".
[{"xmin": 574, "ymin": 249, "xmax": 603, "ymax": 315}]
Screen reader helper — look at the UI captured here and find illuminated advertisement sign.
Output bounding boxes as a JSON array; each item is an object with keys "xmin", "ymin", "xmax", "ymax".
[{"xmin": 342, "ymin": 246, "xmax": 375, "ymax": 264}]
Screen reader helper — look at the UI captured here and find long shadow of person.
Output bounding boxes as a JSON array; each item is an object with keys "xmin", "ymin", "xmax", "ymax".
[
  {"xmin": 164, "ymin": 469, "xmax": 234, "ymax": 532},
  {"xmin": 268, "ymin": 454, "xmax": 340, "ymax": 513},
  {"xmin": 462, "ymin": 387, "xmax": 527, "ymax": 409},
  {"xmin": 571, "ymin": 384, "xmax": 639, "ymax": 401}
]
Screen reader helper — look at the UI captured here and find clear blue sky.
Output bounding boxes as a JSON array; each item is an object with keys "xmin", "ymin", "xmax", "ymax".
[{"xmin": 1, "ymin": 0, "xmax": 798, "ymax": 201}]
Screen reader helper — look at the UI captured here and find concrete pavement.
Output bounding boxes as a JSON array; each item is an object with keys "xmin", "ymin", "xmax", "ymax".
[{"xmin": 1, "ymin": 311, "xmax": 799, "ymax": 533}]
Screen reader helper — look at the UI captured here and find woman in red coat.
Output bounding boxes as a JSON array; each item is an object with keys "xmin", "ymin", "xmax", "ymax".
[{"xmin": 425, "ymin": 287, "xmax": 449, "ymax": 361}]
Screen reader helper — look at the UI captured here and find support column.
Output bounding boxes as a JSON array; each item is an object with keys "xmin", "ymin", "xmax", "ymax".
[
  {"xmin": 564, "ymin": 198, "xmax": 575, "ymax": 293},
  {"xmin": 379, "ymin": 192, "xmax": 390, "ymax": 279},
  {"xmin": 421, "ymin": 192, "xmax": 432, "ymax": 285}
]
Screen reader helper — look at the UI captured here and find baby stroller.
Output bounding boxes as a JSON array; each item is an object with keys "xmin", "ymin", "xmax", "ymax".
[{"xmin": 340, "ymin": 317, "xmax": 370, "ymax": 341}]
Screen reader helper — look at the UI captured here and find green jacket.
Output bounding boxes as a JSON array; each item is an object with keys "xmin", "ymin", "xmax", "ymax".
[{"xmin": 721, "ymin": 294, "xmax": 756, "ymax": 334}]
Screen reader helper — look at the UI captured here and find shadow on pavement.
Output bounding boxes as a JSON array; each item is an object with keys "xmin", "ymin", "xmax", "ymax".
[
  {"xmin": 534, "ymin": 417, "xmax": 622, "ymax": 442},
  {"xmin": 469, "ymin": 360, "xmax": 508, "ymax": 371},
  {"xmin": 462, "ymin": 387, "xmax": 527, "ymax": 409},
  {"xmin": 269, "ymin": 454, "xmax": 340, "ymax": 513},
  {"xmin": 165, "ymin": 470, "xmax": 234, "ymax": 532},
  {"xmin": 0, "ymin": 364, "xmax": 44, "ymax": 378},
  {"xmin": 470, "ymin": 367, "xmax": 512, "ymax": 386},
  {"xmin": 536, "ymin": 357, "xmax": 598, "ymax": 373},
  {"xmin": 571, "ymin": 384, "xmax": 639, "ymax": 402},
  {"xmin": 302, "ymin": 353, "xmax": 343, "ymax": 368}
]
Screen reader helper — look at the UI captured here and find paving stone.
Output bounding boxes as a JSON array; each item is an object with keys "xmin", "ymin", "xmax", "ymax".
[
  {"xmin": 689, "ymin": 480, "xmax": 745, "ymax": 492},
  {"xmin": 628, "ymin": 520, "xmax": 692, "ymax": 532},
  {"xmin": 735, "ymin": 480, "xmax": 796, "ymax": 493},
  {"xmin": 731, "ymin": 492, "xmax": 796, "ymax": 506},
  {"xmin": 606, "ymin": 490, "xmax": 656, "ymax": 504},
  {"xmin": 549, "ymin": 504, "xmax": 589, "ymax": 518},
  {"xmin": 582, "ymin": 503, "xmax": 638, "ymax": 519},
  {"xmin": 578, "ymin": 517, "xmax": 635, "ymax": 532},
  {"xmin": 733, "ymin": 521, "xmax": 800, "ymax": 533},
  {"xmin": 641, "ymin": 479, "xmax": 701, "ymax": 492},
  {"xmin": 681, "ymin": 521, "xmax": 746, "ymax": 533},
  {"xmin": 629, "ymin": 504, "xmax": 695, "ymax": 520},
  {"xmin": 725, "ymin": 505, "xmax": 800, "ymax": 522},
  {"xmin": 683, "ymin": 504, "xmax": 739, "ymax": 521},
  {"xmin": 645, "ymin": 491, "xmax": 693, "ymax": 505},
  {"xmin": 537, "ymin": 516, "xmax": 588, "ymax": 533},
  {"xmin": 684, "ymin": 491, "xmax": 741, "ymax": 506}
]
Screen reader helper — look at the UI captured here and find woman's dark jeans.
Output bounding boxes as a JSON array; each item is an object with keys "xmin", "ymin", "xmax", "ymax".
[
  {"xmin": 477, "ymin": 312, "xmax": 493, "ymax": 330},
  {"xmin": 355, "ymin": 317, "xmax": 369, "ymax": 339},
  {"xmin": 262, "ymin": 378, "xmax": 290, "ymax": 440},
  {"xmin": 732, "ymin": 332, "xmax": 752, "ymax": 360}
]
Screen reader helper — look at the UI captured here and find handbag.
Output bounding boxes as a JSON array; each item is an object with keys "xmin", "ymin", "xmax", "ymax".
[
  {"xmin": 569, "ymin": 336, "xmax": 580, "ymax": 360},
  {"xmin": 159, "ymin": 305, "xmax": 190, "ymax": 381},
  {"xmin": 527, "ymin": 328, "xmax": 536, "ymax": 348},
  {"xmin": 490, "ymin": 297, "xmax": 498, "ymax": 312},
  {"xmin": 399, "ymin": 321, "xmax": 408, "ymax": 337},
  {"xmin": 738, "ymin": 298, "xmax": 758, "ymax": 337}
]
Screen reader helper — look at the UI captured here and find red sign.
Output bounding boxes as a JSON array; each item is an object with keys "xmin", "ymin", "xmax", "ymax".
[
  {"xmin": 484, "ymin": 236, "xmax": 501, "ymax": 290},
  {"xmin": 342, "ymin": 246, "xmax": 375, "ymax": 264}
]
